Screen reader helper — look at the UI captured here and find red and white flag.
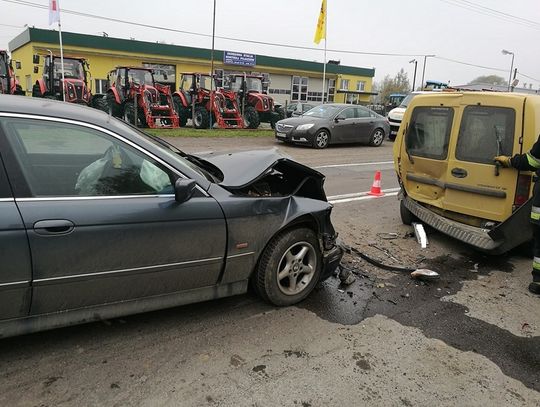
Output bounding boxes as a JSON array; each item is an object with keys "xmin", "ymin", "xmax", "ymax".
[{"xmin": 49, "ymin": 0, "xmax": 60, "ymax": 25}]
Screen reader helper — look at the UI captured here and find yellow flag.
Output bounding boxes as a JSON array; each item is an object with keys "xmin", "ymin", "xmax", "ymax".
[{"xmin": 314, "ymin": 0, "xmax": 326, "ymax": 44}]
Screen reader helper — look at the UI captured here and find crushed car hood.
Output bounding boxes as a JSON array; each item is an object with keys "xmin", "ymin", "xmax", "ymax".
[{"xmin": 196, "ymin": 148, "xmax": 327, "ymax": 200}]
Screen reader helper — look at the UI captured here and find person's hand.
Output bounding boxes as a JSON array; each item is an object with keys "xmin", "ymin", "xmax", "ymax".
[{"xmin": 493, "ymin": 155, "xmax": 511, "ymax": 168}]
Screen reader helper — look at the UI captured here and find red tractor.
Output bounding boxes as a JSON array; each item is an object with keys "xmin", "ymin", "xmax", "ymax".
[
  {"xmin": 31, "ymin": 53, "xmax": 105, "ymax": 108},
  {"xmin": 172, "ymin": 73, "xmax": 244, "ymax": 129},
  {"xmin": 104, "ymin": 66, "xmax": 179, "ymax": 128},
  {"xmin": 0, "ymin": 50, "xmax": 24, "ymax": 95},
  {"xmin": 226, "ymin": 73, "xmax": 285, "ymax": 129}
]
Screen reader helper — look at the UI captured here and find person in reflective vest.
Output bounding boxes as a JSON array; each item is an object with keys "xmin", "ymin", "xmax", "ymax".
[{"xmin": 495, "ymin": 141, "xmax": 540, "ymax": 295}]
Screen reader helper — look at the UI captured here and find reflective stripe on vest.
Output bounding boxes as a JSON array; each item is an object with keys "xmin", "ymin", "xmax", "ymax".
[
  {"xmin": 534, "ymin": 257, "xmax": 540, "ymax": 270},
  {"xmin": 527, "ymin": 153, "xmax": 540, "ymax": 169},
  {"xmin": 531, "ymin": 206, "xmax": 540, "ymax": 221}
]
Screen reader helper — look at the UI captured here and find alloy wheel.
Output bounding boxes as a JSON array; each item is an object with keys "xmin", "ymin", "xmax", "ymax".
[{"xmin": 276, "ymin": 241, "xmax": 317, "ymax": 296}]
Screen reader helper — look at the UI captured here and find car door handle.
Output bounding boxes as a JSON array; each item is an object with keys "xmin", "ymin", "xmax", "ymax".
[
  {"xmin": 451, "ymin": 168, "xmax": 468, "ymax": 178},
  {"xmin": 33, "ymin": 219, "xmax": 75, "ymax": 236}
]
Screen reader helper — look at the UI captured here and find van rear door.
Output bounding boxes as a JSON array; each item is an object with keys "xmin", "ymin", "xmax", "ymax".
[
  {"xmin": 397, "ymin": 95, "xmax": 458, "ymax": 212},
  {"xmin": 443, "ymin": 94, "xmax": 524, "ymax": 223}
]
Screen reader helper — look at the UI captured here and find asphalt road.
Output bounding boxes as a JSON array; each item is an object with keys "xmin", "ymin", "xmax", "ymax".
[{"xmin": 1, "ymin": 136, "xmax": 538, "ymax": 407}]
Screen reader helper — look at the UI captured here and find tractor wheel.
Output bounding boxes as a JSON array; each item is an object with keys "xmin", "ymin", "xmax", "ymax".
[
  {"xmin": 123, "ymin": 101, "xmax": 147, "ymax": 127},
  {"xmin": 106, "ymin": 92, "xmax": 122, "ymax": 117},
  {"xmin": 243, "ymin": 106, "xmax": 260, "ymax": 129},
  {"xmin": 271, "ymin": 107, "xmax": 286, "ymax": 129},
  {"xmin": 193, "ymin": 106, "xmax": 210, "ymax": 129},
  {"xmin": 32, "ymin": 84, "xmax": 42, "ymax": 98},
  {"xmin": 173, "ymin": 96, "xmax": 189, "ymax": 127},
  {"xmin": 94, "ymin": 96, "xmax": 109, "ymax": 112}
]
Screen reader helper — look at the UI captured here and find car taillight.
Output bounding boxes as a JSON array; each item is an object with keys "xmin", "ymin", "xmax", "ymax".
[{"xmin": 514, "ymin": 173, "xmax": 532, "ymax": 207}]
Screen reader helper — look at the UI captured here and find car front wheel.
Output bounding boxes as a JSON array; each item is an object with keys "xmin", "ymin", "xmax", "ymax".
[
  {"xmin": 369, "ymin": 128, "xmax": 385, "ymax": 146},
  {"xmin": 313, "ymin": 129, "xmax": 330, "ymax": 149},
  {"xmin": 254, "ymin": 228, "xmax": 321, "ymax": 306}
]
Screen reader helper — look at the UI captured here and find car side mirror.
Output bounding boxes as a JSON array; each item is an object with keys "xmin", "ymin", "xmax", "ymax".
[
  {"xmin": 174, "ymin": 178, "xmax": 197, "ymax": 203},
  {"xmin": 334, "ymin": 116, "xmax": 344, "ymax": 122}
]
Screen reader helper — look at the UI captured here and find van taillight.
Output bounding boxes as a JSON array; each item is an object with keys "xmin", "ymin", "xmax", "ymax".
[{"xmin": 514, "ymin": 174, "xmax": 532, "ymax": 207}]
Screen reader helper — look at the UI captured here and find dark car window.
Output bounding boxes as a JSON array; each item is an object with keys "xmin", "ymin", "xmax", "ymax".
[
  {"xmin": 303, "ymin": 104, "xmax": 341, "ymax": 118},
  {"xmin": 1, "ymin": 118, "xmax": 174, "ymax": 197},
  {"xmin": 456, "ymin": 106, "xmax": 515, "ymax": 164},
  {"xmin": 339, "ymin": 108, "xmax": 356, "ymax": 119},
  {"xmin": 287, "ymin": 103, "xmax": 297, "ymax": 112},
  {"xmin": 302, "ymin": 104, "xmax": 315, "ymax": 113},
  {"xmin": 355, "ymin": 107, "xmax": 370, "ymax": 118},
  {"xmin": 406, "ymin": 107, "xmax": 454, "ymax": 160},
  {"xmin": 0, "ymin": 155, "xmax": 12, "ymax": 198}
]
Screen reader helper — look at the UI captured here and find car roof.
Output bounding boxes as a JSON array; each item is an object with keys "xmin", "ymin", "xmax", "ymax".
[{"xmin": 0, "ymin": 95, "xmax": 113, "ymax": 124}]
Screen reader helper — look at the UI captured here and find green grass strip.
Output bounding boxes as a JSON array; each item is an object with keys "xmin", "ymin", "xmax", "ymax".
[{"xmin": 144, "ymin": 127, "xmax": 274, "ymax": 138}]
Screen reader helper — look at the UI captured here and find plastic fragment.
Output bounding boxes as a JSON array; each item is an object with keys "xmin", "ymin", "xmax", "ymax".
[
  {"xmin": 410, "ymin": 268, "xmax": 440, "ymax": 281},
  {"xmin": 412, "ymin": 222, "xmax": 428, "ymax": 248}
]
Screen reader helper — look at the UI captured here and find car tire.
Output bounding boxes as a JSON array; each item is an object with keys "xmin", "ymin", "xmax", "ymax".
[
  {"xmin": 243, "ymin": 106, "xmax": 260, "ymax": 129},
  {"xmin": 193, "ymin": 106, "xmax": 210, "ymax": 129},
  {"xmin": 106, "ymin": 92, "xmax": 122, "ymax": 117},
  {"xmin": 400, "ymin": 199, "xmax": 416, "ymax": 225},
  {"xmin": 369, "ymin": 128, "xmax": 385, "ymax": 147},
  {"xmin": 313, "ymin": 129, "xmax": 330, "ymax": 149},
  {"xmin": 254, "ymin": 228, "xmax": 322, "ymax": 306}
]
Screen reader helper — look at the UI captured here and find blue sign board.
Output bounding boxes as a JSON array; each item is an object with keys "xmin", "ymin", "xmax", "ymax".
[{"xmin": 223, "ymin": 51, "xmax": 256, "ymax": 67}]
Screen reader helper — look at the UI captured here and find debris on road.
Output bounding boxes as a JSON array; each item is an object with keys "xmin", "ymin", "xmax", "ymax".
[
  {"xmin": 338, "ymin": 266, "xmax": 356, "ymax": 285},
  {"xmin": 412, "ymin": 222, "xmax": 428, "ymax": 248},
  {"xmin": 376, "ymin": 232, "xmax": 399, "ymax": 240},
  {"xmin": 340, "ymin": 243, "xmax": 415, "ymax": 272},
  {"xmin": 410, "ymin": 269, "xmax": 440, "ymax": 281}
]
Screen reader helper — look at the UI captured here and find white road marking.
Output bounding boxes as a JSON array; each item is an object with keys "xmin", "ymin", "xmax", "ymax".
[
  {"xmin": 328, "ymin": 188, "xmax": 400, "ymax": 204},
  {"xmin": 314, "ymin": 160, "xmax": 394, "ymax": 169}
]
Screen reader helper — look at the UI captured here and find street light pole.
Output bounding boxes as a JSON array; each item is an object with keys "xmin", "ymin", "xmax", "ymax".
[
  {"xmin": 420, "ymin": 55, "xmax": 435, "ymax": 91},
  {"xmin": 409, "ymin": 59, "xmax": 417, "ymax": 91},
  {"xmin": 502, "ymin": 49, "xmax": 515, "ymax": 92}
]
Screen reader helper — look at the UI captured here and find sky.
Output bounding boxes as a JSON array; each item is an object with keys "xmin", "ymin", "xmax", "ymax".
[{"xmin": 1, "ymin": 0, "xmax": 539, "ymax": 89}]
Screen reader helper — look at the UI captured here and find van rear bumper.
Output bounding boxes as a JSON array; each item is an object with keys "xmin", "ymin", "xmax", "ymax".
[{"xmin": 402, "ymin": 195, "xmax": 532, "ymax": 254}]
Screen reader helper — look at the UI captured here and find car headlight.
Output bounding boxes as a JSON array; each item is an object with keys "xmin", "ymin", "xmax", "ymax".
[{"xmin": 296, "ymin": 123, "xmax": 314, "ymax": 131}]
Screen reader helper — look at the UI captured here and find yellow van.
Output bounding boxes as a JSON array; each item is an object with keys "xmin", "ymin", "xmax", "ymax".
[{"xmin": 393, "ymin": 92, "xmax": 540, "ymax": 254}]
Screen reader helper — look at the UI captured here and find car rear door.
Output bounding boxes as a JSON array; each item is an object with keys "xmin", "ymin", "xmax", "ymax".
[
  {"xmin": 0, "ymin": 151, "xmax": 32, "ymax": 320},
  {"xmin": 352, "ymin": 107, "xmax": 376, "ymax": 143},
  {"xmin": 0, "ymin": 115, "xmax": 226, "ymax": 315},
  {"xmin": 398, "ymin": 96, "xmax": 457, "ymax": 213},
  {"xmin": 444, "ymin": 94, "xmax": 523, "ymax": 223},
  {"xmin": 332, "ymin": 107, "xmax": 356, "ymax": 143}
]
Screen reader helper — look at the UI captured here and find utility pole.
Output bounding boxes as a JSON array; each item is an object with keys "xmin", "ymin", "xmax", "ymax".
[
  {"xmin": 409, "ymin": 59, "xmax": 417, "ymax": 91},
  {"xmin": 420, "ymin": 55, "xmax": 434, "ymax": 91}
]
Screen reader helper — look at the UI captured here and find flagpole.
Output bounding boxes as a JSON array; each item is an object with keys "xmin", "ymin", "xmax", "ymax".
[
  {"xmin": 57, "ymin": 0, "xmax": 65, "ymax": 101},
  {"xmin": 322, "ymin": 2, "xmax": 327, "ymax": 103}
]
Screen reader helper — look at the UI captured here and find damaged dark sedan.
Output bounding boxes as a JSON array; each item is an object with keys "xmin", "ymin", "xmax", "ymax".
[{"xmin": 0, "ymin": 95, "xmax": 342, "ymax": 338}]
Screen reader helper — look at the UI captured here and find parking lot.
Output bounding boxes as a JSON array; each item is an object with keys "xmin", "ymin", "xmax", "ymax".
[{"xmin": 0, "ymin": 134, "xmax": 538, "ymax": 406}]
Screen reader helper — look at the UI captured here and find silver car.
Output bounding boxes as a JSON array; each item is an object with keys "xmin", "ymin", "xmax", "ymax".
[{"xmin": 275, "ymin": 103, "xmax": 390, "ymax": 149}]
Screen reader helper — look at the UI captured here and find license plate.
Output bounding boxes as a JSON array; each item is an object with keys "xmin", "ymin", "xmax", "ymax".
[{"xmin": 276, "ymin": 132, "xmax": 286, "ymax": 138}]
